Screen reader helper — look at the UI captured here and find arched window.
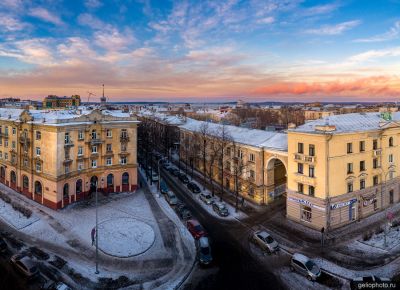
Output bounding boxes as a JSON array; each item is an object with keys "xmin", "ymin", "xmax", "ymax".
[
  {"xmin": 34, "ymin": 181, "xmax": 42, "ymax": 195},
  {"xmin": 107, "ymin": 174, "xmax": 114, "ymax": 186},
  {"xmin": 76, "ymin": 179, "xmax": 82, "ymax": 194},
  {"xmin": 389, "ymin": 137, "xmax": 394, "ymax": 147},
  {"xmin": 91, "ymin": 129, "xmax": 97, "ymax": 139},
  {"xmin": 122, "ymin": 172, "xmax": 129, "ymax": 185},
  {"xmin": 63, "ymin": 183, "xmax": 69, "ymax": 198},
  {"xmin": 10, "ymin": 171, "xmax": 16, "ymax": 184},
  {"xmin": 23, "ymin": 175, "xmax": 29, "ymax": 189}
]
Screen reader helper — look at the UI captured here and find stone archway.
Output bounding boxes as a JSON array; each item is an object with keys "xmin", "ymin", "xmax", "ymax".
[{"xmin": 266, "ymin": 157, "xmax": 287, "ymax": 201}]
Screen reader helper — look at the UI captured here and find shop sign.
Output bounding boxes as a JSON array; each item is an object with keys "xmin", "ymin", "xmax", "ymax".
[
  {"xmin": 288, "ymin": 197, "xmax": 325, "ymax": 211},
  {"xmin": 330, "ymin": 198, "xmax": 357, "ymax": 210}
]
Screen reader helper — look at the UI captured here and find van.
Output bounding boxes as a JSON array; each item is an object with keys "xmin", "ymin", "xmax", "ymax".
[{"xmin": 165, "ymin": 191, "xmax": 178, "ymax": 205}]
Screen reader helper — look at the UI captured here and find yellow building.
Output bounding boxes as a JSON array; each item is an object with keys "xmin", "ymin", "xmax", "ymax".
[
  {"xmin": 288, "ymin": 112, "xmax": 400, "ymax": 230},
  {"xmin": 44, "ymin": 95, "xmax": 81, "ymax": 108},
  {"xmin": 0, "ymin": 108, "xmax": 138, "ymax": 209}
]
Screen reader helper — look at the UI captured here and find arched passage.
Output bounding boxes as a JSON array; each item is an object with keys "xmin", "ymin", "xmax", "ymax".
[
  {"xmin": 266, "ymin": 157, "xmax": 287, "ymax": 200},
  {"xmin": 10, "ymin": 170, "xmax": 16, "ymax": 189},
  {"xmin": 22, "ymin": 175, "xmax": 29, "ymax": 191},
  {"xmin": 34, "ymin": 181, "xmax": 42, "ymax": 195},
  {"xmin": 90, "ymin": 176, "xmax": 98, "ymax": 193},
  {"xmin": 107, "ymin": 174, "xmax": 114, "ymax": 193},
  {"xmin": 0, "ymin": 166, "xmax": 5, "ymax": 183}
]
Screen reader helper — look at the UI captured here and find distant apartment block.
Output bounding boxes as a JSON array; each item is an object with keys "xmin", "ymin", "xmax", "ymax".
[{"xmin": 44, "ymin": 95, "xmax": 81, "ymax": 108}]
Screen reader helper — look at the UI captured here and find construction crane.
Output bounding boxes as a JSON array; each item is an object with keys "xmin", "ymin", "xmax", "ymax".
[{"xmin": 87, "ymin": 91, "xmax": 96, "ymax": 103}]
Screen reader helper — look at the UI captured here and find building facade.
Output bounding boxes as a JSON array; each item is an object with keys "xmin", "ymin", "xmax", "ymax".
[
  {"xmin": 44, "ymin": 95, "xmax": 81, "ymax": 108},
  {"xmin": 287, "ymin": 112, "xmax": 400, "ymax": 230},
  {"xmin": 0, "ymin": 108, "xmax": 138, "ymax": 209}
]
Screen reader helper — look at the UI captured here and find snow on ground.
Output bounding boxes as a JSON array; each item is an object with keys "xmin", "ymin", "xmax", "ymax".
[
  {"xmin": 98, "ymin": 217, "xmax": 155, "ymax": 257},
  {"xmin": 358, "ymin": 226, "xmax": 400, "ymax": 251},
  {"xmin": 0, "ymin": 198, "xmax": 39, "ymax": 229}
]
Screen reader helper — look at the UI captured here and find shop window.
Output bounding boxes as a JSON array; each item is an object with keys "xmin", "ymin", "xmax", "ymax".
[{"xmin": 301, "ymin": 205, "xmax": 312, "ymax": 222}]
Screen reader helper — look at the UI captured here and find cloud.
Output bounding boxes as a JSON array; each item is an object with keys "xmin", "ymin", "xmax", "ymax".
[
  {"xmin": 0, "ymin": 14, "xmax": 28, "ymax": 32},
  {"xmin": 77, "ymin": 13, "xmax": 108, "ymax": 30},
  {"xmin": 347, "ymin": 47, "xmax": 400, "ymax": 63},
  {"xmin": 354, "ymin": 21, "xmax": 400, "ymax": 43},
  {"xmin": 85, "ymin": 0, "xmax": 102, "ymax": 9},
  {"xmin": 257, "ymin": 16, "xmax": 275, "ymax": 24},
  {"xmin": 252, "ymin": 76, "xmax": 398, "ymax": 96},
  {"xmin": 29, "ymin": 7, "xmax": 64, "ymax": 26},
  {"xmin": 94, "ymin": 28, "xmax": 136, "ymax": 51},
  {"xmin": 301, "ymin": 3, "xmax": 340, "ymax": 16},
  {"xmin": 306, "ymin": 20, "xmax": 361, "ymax": 35}
]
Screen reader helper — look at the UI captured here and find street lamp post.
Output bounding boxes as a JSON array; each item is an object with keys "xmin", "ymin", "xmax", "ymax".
[{"xmin": 95, "ymin": 180, "xmax": 99, "ymax": 274}]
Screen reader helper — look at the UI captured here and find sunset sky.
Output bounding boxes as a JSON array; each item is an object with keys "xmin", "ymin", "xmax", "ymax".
[{"xmin": 0, "ymin": 0, "xmax": 399, "ymax": 102}]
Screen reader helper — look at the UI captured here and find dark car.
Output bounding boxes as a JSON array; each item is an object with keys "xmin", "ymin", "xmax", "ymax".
[
  {"xmin": 162, "ymin": 162, "xmax": 171, "ymax": 170},
  {"xmin": 212, "ymin": 202, "xmax": 229, "ymax": 217},
  {"xmin": 179, "ymin": 208, "xmax": 192, "ymax": 220},
  {"xmin": 11, "ymin": 254, "xmax": 39, "ymax": 278},
  {"xmin": 0, "ymin": 237, "xmax": 7, "ymax": 253},
  {"xmin": 168, "ymin": 166, "xmax": 176, "ymax": 173},
  {"xmin": 187, "ymin": 219, "xmax": 206, "ymax": 239},
  {"xmin": 197, "ymin": 237, "xmax": 213, "ymax": 266},
  {"xmin": 160, "ymin": 181, "xmax": 169, "ymax": 194},
  {"xmin": 187, "ymin": 182, "xmax": 201, "ymax": 194},
  {"xmin": 178, "ymin": 173, "xmax": 190, "ymax": 184},
  {"xmin": 172, "ymin": 169, "xmax": 181, "ymax": 177}
]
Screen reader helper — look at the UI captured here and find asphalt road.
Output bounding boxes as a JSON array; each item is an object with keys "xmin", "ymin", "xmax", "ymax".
[{"xmin": 160, "ymin": 168, "xmax": 284, "ymax": 290}]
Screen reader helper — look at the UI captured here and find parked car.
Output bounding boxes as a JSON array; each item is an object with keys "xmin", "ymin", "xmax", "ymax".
[
  {"xmin": 162, "ymin": 162, "xmax": 171, "ymax": 170},
  {"xmin": 172, "ymin": 169, "xmax": 181, "ymax": 177},
  {"xmin": 11, "ymin": 254, "xmax": 39, "ymax": 278},
  {"xmin": 178, "ymin": 173, "xmax": 190, "ymax": 184},
  {"xmin": 200, "ymin": 193, "xmax": 214, "ymax": 205},
  {"xmin": 0, "ymin": 237, "xmax": 7, "ymax": 253},
  {"xmin": 187, "ymin": 219, "xmax": 207, "ymax": 239},
  {"xmin": 165, "ymin": 191, "xmax": 178, "ymax": 205},
  {"xmin": 290, "ymin": 253, "xmax": 321, "ymax": 281},
  {"xmin": 197, "ymin": 237, "xmax": 213, "ymax": 266},
  {"xmin": 212, "ymin": 202, "xmax": 229, "ymax": 217},
  {"xmin": 160, "ymin": 181, "xmax": 169, "ymax": 194},
  {"xmin": 351, "ymin": 275, "xmax": 390, "ymax": 289},
  {"xmin": 250, "ymin": 230, "xmax": 279, "ymax": 253},
  {"xmin": 151, "ymin": 172, "xmax": 159, "ymax": 182},
  {"xmin": 42, "ymin": 281, "xmax": 72, "ymax": 290},
  {"xmin": 179, "ymin": 208, "xmax": 192, "ymax": 220},
  {"xmin": 168, "ymin": 166, "xmax": 176, "ymax": 173},
  {"xmin": 187, "ymin": 182, "xmax": 201, "ymax": 193}
]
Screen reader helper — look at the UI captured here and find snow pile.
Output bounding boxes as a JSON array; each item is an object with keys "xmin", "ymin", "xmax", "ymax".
[
  {"xmin": 358, "ymin": 227, "xmax": 400, "ymax": 250},
  {"xmin": 98, "ymin": 217, "xmax": 155, "ymax": 257}
]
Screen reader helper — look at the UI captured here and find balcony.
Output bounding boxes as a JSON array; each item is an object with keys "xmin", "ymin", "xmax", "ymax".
[
  {"xmin": 373, "ymin": 149, "xmax": 382, "ymax": 157},
  {"xmin": 19, "ymin": 136, "xmax": 30, "ymax": 145},
  {"xmin": 120, "ymin": 136, "xmax": 130, "ymax": 143},
  {"xmin": 64, "ymin": 141, "xmax": 74, "ymax": 147},
  {"xmin": 119, "ymin": 151, "xmax": 130, "ymax": 156},
  {"xmin": 293, "ymin": 153, "xmax": 316, "ymax": 164},
  {"xmin": 63, "ymin": 159, "xmax": 73, "ymax": 165},
  {"xmin": 90, "ymin": 138, "xmax": 103, "ymax": 145},
  {"xmin": 105, "ymin": 150, "xmax": 114, "ymax": 156},
  {"xmin": 0, "ymin": 133, "xmax": 9, "ymax": 138},
  {"xmin": 294, "ymin": 173, "xmax": 317, "ymax": 186}
]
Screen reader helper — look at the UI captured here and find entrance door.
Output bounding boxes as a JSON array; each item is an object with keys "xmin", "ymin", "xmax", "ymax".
[{"xmin": 90, "ymin": 176, "xmax": 98, "ymax": 193}]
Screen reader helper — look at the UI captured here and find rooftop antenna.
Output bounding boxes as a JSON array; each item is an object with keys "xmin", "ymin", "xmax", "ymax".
[{"xmin": 100, "ymin": 84, "xmax": 107, "ymax": 105}]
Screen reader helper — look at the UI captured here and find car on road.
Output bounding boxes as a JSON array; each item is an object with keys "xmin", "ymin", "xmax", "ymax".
[
  {"xmin": 351, "ymin": 275, "xmax": 390, "ymax": 289},
  {"xmin": 160, "ymin": 181, "xmax": 169, "ymax": 194},
  {"xmin": 172, "ymin": 169, "xmax": 181, "ymax": 177},
  {"xmin": 200, "ymin": 193, "xmax": 214, "ymax": 205},
  {"xmin": 197, "ymin": 237, "xmax": 212, "ymax": 266},
  {"xmin": 151, "ymin": 171, "xmax": 159, "ymax": 182},
  {"xmin": 250, "ymin": 230, "xmax": 279, "ymax": 254},
  {"xmin": 162, "ymin": 162, "xmax": 171, "ymax": 170},
  {"xmin": 178, "ymin": 173, "xmax": 190, "ymax": 184},
  {"xmin": 168, "ymin": 166, "xmax": 176, "ymax": 173},
  {"xmin": 11, "ymin": 254, "xmax": 39, "ymax": 278},
  {"xmin": 290, "ymin": 253, "xmax": 321, "ymax": 281},
  {"xmin": 212, "ymin": 202, "xmax": 229, "ymax": 217},
  {"xmin": 42, "ymin": 281, "xmax": 72, "ymax": 290},
  {"xmin": 179, "ymin": 208, "xmax": 192, "ymax": 220},
  {"xmin": 187, "ymin": 219, "xmax": 207, "ymax": 239},
  {"xmin": 165, "ymin": 191, "xmax": 178, "ymax": 205},
  {"xmin": 187, "ymin": 182, "xmax": 201, "ymax": 194}
]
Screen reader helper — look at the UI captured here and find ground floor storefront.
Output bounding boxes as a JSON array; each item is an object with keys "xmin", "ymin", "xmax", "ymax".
[{"xmin": 287, "ymin": 178, "xmax": 400, "ymax": 231}]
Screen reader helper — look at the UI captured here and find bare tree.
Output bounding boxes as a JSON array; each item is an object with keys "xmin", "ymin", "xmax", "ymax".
[
  {"xmin": 230, "ymin": 142, "xmax": 251, "ymax": 212},
  {"xmin": 198, "ymin": 122, "xmax": 210, "ymax": 190}
]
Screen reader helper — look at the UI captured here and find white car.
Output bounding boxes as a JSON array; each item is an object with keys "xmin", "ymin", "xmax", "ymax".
[
  {"xmin": 250, "ymin": 230, "xmax": 279, "ymax": 253},
  {"xmin": 199, "ymin": 193, "xmax": 214, "ymax": 205}
]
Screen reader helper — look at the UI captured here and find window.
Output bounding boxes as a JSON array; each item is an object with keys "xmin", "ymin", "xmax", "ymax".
[
  {"xmin": 373, "ymin": 175, "xmax": 379, "ymax": 186},
  {"xmin": 4, "ymin": 153, "xmax": 8, "ymax": 160},
  {"xmin": 237, "ymin": 150, "xmax": 243, "ymax": 159},
  {"xmin": 120, "ymin": 129, "xmax": 128, "ymax": 138},
  {"xmin": 360, "ymin": 161, "xmax": 365, "ymax": 171},
  {"xmin": 36, "ymin": 147, "xmax": 41, "ymax": 156},
  {"xmin": 65, "ymin": 132, "xmax": 70, "ymax": 144},
  {"xmin": 298, "ymin": 143, "xmax": 304, "ymax": 154},
  {"xmin": 389, "ymin": 137, "xmax": 394, "ymax": 147},
  {"xmin": 249, "ymin": 170, "xmax": 255, "ymax": 180},
  {"xmin": 120, "ymin": 156, "xmax": 127, "ymax": 165},
  {"xmin": 4, "ymin": 127, "xmax": 8, "ymax": 135},
  {"xmin": 360, "ymin": 179, "xmax": 365, "ymax": 190},
  {"xmin": 91, "ymin": 146, "xmax": 97, "ymax": 153},
  {"xmin": 12, "ymin": 141, "xmax": 15, "ymax": 149},
  {"xmin": 23, "ymin": 158, "xmax": 28, "ymax": 167},
  {"xmin": 309, "ymin": 166, "xmax": 315, "ymax": 177},
  {"xmin": 36, "ymin": 161, "xmax": 41, "ymax": 172},
  {"xmin": 347, "ymin": 182, "xmax": 353, "ymax": 193},
  {"xmin": 347, "ymin": 143, "xmax": 353, "ymax": 153},
  {"xmin": 65, "ymin": 165, "xmax": 70, "ymax": 174},
  {"xmin": 36, "ymin": 131, "xmax": 41, "ymax": 140},
  {"xmin": 0, "ymin": 151, "xmax": 2, "ymax": 159},
  {"xmin": 91, "ymin": 130, "xmax": 97, "ymax": 139},
  {"xmin": 106, "ymin": 144, "xmax": 112, "ymax": 152},
  {"xmin": 34, "ymin": 181, "xmax": 42, "ymax": 195},
  {"xmin": 78, "ymin": 131, "xmax": 84, "ymax": 140},
  {"xmin": 359, "ymin": 141, "xmax": 365, "ymax": 152},
  {"xmin": 91, "ymin": 159, "xmax": 97, "ymax": 168},
  {"xmin": 63, "ymin": 183, "xmax": 69, "ymax": 198},
  {"xmin": 373, "ymin": 139, "xmax": 378, "ymax": 150},
  {"xmin": 249, "ymin": 153, "xmax": 255, "ymax": 162},
  {"xmin": 78, "ymin": 162, "xmax": 83, "ymax": 171},
  {"xmin": 389, "ymin": 154, "xmax": 394, "ymax": 163},
  {"xmin": 390, "ymin": 190, "xmax": 394, "ymax": 204},
  {"xmin": 298, "ymin": 163, "xmax": 303, "ymax": 174},
  {"xmin": 308, "ymin": 186, "xmax": 315, "ymax": 197},
  {"xmin": 78, "ymin": 146, "xmax": 83, "ymax": 156},
  {"xmin": 4, "ymin": 140, "xmax": 8, "ymax": 147},
  {"xmin": 106, "ymin": 129, "xmax": 112, "ymax": 137},
  {"xmin": 309, "ymin": 144, "xmax": 315, "ymax": 156},
  {"xmin": 121, "ymin": 143, "xmax": 127, "ymax": 151},
  {"xmin": 347, "ymin": 163, "xmax": 353, "ymax": 174},
  {"xmin": 12, "ymin": 127, "xmax": 16, "ymax": 135},
  {"xmin": 373, "ymin": 158, "xmax": 379, "ymax": 169},
  {"xmin": 106, "ymin": 157, "xmax": 112, "ymax": 165},
  {"xmin": 298, "ymin": 183, "xmax": 304, "ymax": 194},
  {"xmin": 0, "ymin": 138, "xmax": 2, "ymax": 146},
  {"xmin": 301, "ymin": 205, "xmax": 311, "ymax": 222}
]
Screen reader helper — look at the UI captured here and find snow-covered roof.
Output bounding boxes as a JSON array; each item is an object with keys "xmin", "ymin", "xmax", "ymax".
[
  {"xmin": 138, "ymin": 110, "xmax": 185, "ymax": 125},
  {"xmin": 179, "ymin": 118, "xmax": 288, "ymax": 151},
  {"xmin": 292, "ymin": 112, "xmax": 400, "ymax": 134}
]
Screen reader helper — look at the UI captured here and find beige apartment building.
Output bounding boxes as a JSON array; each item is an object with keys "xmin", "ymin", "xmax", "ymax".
[
  {"xmin": 0, "ymin": 108, "xmax": 138, "ymax": 209},
  {"xmin": 288, "ymin": 112, "xmax": 400, "ymax": 230}
]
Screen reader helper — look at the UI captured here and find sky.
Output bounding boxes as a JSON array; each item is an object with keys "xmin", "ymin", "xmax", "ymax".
[{"xmin": 0, "ymin": 0, "xmax": 399, "ymax": 102}]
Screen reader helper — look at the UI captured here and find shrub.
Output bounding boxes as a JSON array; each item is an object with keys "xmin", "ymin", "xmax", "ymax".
[{"xmin": 10, "ymin": 202, "xmax": 32, "ymax": 218}]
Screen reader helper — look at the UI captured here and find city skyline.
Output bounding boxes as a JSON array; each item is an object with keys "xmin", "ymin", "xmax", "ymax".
[{"xmin": 0, "ymin": 0, "xmax": 399, "ymax": 101}]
